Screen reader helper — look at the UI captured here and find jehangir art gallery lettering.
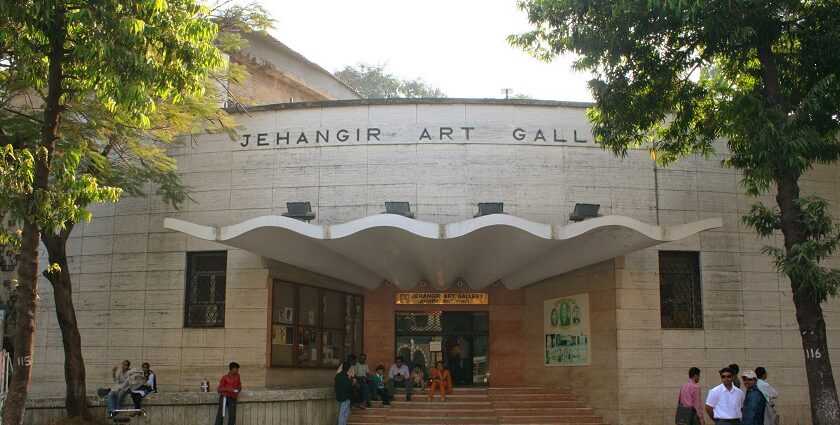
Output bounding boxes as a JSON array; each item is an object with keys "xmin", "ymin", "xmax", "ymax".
[{"xmin": 238, "ymin": 126, "xmax": 589, "ymax": 147}]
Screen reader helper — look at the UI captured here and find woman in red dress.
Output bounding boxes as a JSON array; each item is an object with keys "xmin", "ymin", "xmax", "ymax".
[{"xmin": 428, "ymin": 361, "xmax": 452, "ymax": 402}]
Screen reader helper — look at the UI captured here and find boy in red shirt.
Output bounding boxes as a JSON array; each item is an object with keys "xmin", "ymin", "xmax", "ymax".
[{"xmin": 214, "ymin": 362, "xmax": 242, "ymax": 425}]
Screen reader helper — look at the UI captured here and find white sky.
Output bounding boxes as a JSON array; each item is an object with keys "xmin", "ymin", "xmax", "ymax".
[{"xmin": 258, "ymin": 0, "xmax": 594, "ymax": 102}]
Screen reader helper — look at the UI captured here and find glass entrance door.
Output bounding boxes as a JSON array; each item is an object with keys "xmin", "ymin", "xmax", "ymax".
[{"xmin": 394, "ymin": 311, "xmax": 489, "ymax": 386}]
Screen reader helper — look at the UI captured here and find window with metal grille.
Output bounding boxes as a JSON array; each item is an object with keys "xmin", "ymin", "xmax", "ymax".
[
  {"xmin": 184, "ymin": 251, "xmax": 227, "ymax": 327},
  {"xmin": 659, "ymin": 251, "xmax": 703, "ymax": 329}
]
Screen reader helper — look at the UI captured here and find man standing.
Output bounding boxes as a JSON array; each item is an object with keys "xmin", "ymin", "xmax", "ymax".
[
  {"xmin": 387, "ymin": 356, "xmax": 412, "ymax": 401},
  {"xmin": 335, "ymin": 362, "xmax": 354, "ymax": 425},
  {"xmin": 214, "ymin": 362, "xmax": 242, "ymax": 425},
  {"xmin": 705, "ymin": 367, "xmax": 744, "ymax": 425},
  {"xmin": 106, "ymin": 360, "xmax": 132, "ymax": 416},
  {"xmin": 728, "ymin": 364, "xmax": 742, "ymax": 389},
  {"xmin": 678, "ymin": 367, "xmax": 705, "ymax": 425},
  {"xmin": 754, "ymin": 367, "xmax": 779, "ymax": 425},
  {"xmin": 739, "ymin": 370, "xmax": 766, "ymax": 425}
]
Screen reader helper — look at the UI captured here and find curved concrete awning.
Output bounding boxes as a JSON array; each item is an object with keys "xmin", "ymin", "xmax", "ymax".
[{"xmin": 164, "ymin": 215, "xmax": 722, "ymax": 290}]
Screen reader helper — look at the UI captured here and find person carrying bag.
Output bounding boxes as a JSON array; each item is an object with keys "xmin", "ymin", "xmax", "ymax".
[{"xmin": 676, "ymin": 367, "xmax": 704, "ymax": 425}]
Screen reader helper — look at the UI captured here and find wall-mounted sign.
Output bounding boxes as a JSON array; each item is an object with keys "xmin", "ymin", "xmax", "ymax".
[
  {"xmin": 239, "ymin": 126, "xmax": 589, "ymax": 148},
  {"xmin": 544, "ymin": 293, "xmax": 590, "ymax": 366},
  {"xmin": 395, "ymin": 292, "xmax": 489, "ymax": 305},
  {"xmin": 430, "ymin": 341, "xmax": 442, "ymax": 352}
]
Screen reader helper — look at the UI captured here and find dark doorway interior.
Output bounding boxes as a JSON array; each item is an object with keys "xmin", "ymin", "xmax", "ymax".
[{"xmin": 394, "ymin": 311, "xmax": 489, "ymax": 386}]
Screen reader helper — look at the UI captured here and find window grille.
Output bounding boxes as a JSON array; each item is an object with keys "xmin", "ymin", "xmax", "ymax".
[
  {"xmin": 659, "ymin": 251, "xmax": 703, "ymax": 329},
  {"xmin": 184, "ymin": 251, "xmax": 227, "ymax": 327}
]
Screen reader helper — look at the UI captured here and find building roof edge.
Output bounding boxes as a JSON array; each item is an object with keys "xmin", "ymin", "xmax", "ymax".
[{"xmin": 224, "ymin": 97, "xmax": 596, "ymax": 113}]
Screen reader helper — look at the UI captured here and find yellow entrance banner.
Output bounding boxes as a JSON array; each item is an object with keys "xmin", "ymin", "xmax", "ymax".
[{"xmin": 396, "ymin": 292, "xmax": 489, "ymax": 305}]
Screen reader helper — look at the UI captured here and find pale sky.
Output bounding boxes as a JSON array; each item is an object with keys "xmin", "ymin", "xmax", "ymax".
[{"xmin": 258, "ymin": 0, "xmax": 595, "ymax": 102}]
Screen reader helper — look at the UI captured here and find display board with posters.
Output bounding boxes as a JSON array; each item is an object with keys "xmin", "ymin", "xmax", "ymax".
[{"xmin": 544, "ymin": 293, "xmax": 590, "ymax": 366}]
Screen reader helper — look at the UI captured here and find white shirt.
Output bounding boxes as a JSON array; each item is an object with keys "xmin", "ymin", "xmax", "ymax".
[
  {"xmin": 388, "ymin": 364, "xmax": 410, "ymax": 381},
  {"xmin": 757, "ymin": 379, "xmax": 779, "ymax": 405},
  {"xmin": 353, "ymin": 362, "xmax": 370, "ymax": 378},
  {"xmin": 706, "ymin": 383, "xmax": 744, "ymax": 419}
]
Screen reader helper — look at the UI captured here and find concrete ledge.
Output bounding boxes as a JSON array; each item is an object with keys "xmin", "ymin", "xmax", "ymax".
[
  {"xmin": 24, "ymin": 389, "xmax": 337, "ymax": 425},
  {"xmin": 25, "ymin": 388, "xmax": 334, "ymax": 408}
]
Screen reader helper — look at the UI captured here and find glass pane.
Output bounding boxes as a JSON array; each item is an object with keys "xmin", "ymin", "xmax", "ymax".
[
  {"xmin": 299, "ymin": 286, "xmax": 320, "ymax": 326},
  {"xmin": 297, "ymin": 327, "xmax": 320, "ymax": 366},
  {"xmin": 273, "ymin": 281, "xmax": 295, "ymax": 324},
  {"xmin": 322, "ymin": 290, "xmax": 344, "ymax": 329},
  {"xmin": 322, "ymin": 330, "xmax": 344, "ymax": 367},
  {"xmin": 270, "ymin": 324, "xmax": 295, "ymax": 366},
  {"xmin": 353, "ymin": 296, "xmax": 364, "ymax": 355},
  {"xmin": 472, "ymin": 336, "xmax": 489, "ymax": 384}
]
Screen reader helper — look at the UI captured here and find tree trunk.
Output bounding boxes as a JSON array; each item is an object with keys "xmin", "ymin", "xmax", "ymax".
[
  {"xmin": 42, "ymin": 227, "xmax": 91, "ymax": 419},
  {"xmin": 2, "ymin": 5, "xmax": 65, "ymax": 425},
  {"xmin": 2, "ymin": 221, "xmax": 39, "ymax": 425},
  {"xmin": 777, "ymin": 174, "xmax": 840, "ymax": 424}
]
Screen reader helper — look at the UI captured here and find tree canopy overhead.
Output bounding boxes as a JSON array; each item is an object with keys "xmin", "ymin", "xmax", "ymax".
[
  {"xmin": 511, "ymin": 0, "xmax": 840, "ymax": 422},
  {"xmin": 334, "ymin": 63, "xmax": 446, "ymax": 99},
  {"xmin": 0, "ymin": 1, "xmax": 228, "ymax": 424}
]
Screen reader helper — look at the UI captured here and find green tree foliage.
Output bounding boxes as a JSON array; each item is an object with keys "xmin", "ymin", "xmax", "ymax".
[
  {"xmin": 0, "ymin": 1, "xmax": 226, "ymax": 423},
  {"xmin": 511, "ymin": 0, "xmax": 840, "ymax": 422},
  {"xmin": 334, "ymin": 63, "xmax": 446, "ymax": 99}
]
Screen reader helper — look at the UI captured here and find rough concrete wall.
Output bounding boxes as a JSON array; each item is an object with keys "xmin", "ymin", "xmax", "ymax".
[{"xmin": 523, "ymin": 260, "xmax": 618, "ymax": 425}]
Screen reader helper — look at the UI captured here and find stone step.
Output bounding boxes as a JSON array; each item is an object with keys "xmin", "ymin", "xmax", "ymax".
[
  {"xmin": 497, "ymin": 416, "xmax": 606, "ymax": 424},
  {"xmin": 492, "ymin": 401, "xmax": 587, "ymax": 409},
  {"xmin": 349, "ymin": 386, "xmax": 605, "ymax": 425},
  {"xmin": 488, "ymin": 387, "xmax": 575, "ymax": 395},
  {"xmin": 495, "ymin": 408, "xmax": 596, "ymax": 416},
  {"xmin": 490, "ymin": 394, "xmax": 581, "ymax": 402}
]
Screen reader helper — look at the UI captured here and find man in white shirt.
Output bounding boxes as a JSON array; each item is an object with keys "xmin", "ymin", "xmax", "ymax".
[
  {"xmin": 352, "ymin": 354, "xmax": 373, "ymax": 408},
  {"xmin": 755, "ymin": 367, "xmax": 780, "ymax": 425},
  {"xmin": 387, "ymin": 356, "xmax": 412, "ymax": 401},
  {"xmin": 705, "ymin": 366, "xmax": 745, "ymax": 424}
]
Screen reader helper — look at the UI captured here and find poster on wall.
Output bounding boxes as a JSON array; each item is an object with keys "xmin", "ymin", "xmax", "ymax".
[{"xmin": 544, "ymin": 293, "xmax": 590, "ymax": 366}]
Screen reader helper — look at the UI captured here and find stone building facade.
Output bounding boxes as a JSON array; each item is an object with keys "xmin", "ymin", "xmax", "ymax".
[{"xmin": 22, "ymin": 98, "xmax": 840, "ymax": 424}]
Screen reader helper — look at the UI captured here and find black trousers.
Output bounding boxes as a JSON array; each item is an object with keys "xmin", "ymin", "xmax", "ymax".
[{"xmin": 214, "ymin": 396, "xmax": 237, "ymax": 425}]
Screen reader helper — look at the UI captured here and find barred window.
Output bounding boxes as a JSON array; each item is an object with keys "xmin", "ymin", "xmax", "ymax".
[
  {"xmin": 270, "ymin": 280, "xmax": 364, "ymax": 368},
  {"xmin": 659, "ymin": 251, "xmax": 703, "ymax": 329},
  {"xmin": 184, "ymin": 251, "xmax": 227, "ymax": 328}
]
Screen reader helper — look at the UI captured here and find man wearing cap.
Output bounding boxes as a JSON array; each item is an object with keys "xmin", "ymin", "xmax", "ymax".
[
  {"xmin": 739, "ymin": 370, "xmax": 766, "ymax": 425},
  {"xmin": 705, "ymin": 367, "xmax": 744, "ymax": 424}
]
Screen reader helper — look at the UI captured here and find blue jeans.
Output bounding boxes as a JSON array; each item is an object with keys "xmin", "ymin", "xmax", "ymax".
[
  {"xmin": 338, "ymin": 399, "xmax": 351, "ymax": 425},
  {"xmin": 106, "ymin": 388, "xmax": 130, "ymax": 413}
]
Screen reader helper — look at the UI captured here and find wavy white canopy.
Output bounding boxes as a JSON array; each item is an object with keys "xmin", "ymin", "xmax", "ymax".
[{"xmin": 164, "ymin": 214, "xmax": 721, "ymax": 290}]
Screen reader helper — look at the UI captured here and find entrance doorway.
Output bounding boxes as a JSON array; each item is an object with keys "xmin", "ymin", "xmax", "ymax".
[{"xmin": 394, "ymin": 311, "xmax": 489, "ymax": 386}]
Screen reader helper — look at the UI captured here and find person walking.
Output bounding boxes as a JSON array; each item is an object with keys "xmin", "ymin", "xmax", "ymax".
[
  {"xmin": 754, "ymin": 367, "xmax": 779, "ymax": 425},
  {"xmin": 677, "ymin": 367, "xmax": 704, "ymax": 425},
  {"xmin": 335, "ymin": 362, "xmax": 354, "ymax": 425},
  {"xmin": 705, "ymin": 367, "xmax": 744, "ymax": 425},
  {"xmin": 214, "ymin": 362, "xmax": 242, "ymax": 425},
  {"xmin": 739, "ymin": 370, "xmax": 766, "ymax": 425}
]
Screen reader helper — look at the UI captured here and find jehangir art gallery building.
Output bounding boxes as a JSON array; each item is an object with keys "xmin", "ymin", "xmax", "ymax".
[{"xmin": 12, "ymin": 33, "xmax": 840, "ymax": 425}]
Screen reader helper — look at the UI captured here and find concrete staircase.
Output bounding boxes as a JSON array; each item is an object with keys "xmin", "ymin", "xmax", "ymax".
[{"xmin": 348, "ymin": 387, "xmax": 607, "ymax": 425}]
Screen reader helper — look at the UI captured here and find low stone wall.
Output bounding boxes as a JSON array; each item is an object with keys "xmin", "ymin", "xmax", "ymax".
[{"xmin": 24, "ymin": 389, "xmax": 337, "ymax": 425}]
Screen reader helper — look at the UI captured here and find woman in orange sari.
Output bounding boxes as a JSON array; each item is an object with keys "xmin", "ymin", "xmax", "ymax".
[{"xmin": 428, "ymin": 361, "xmax": 452, "ymax": 402}]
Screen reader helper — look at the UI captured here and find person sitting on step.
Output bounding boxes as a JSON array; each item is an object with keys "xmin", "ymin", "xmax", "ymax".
[
  {"xmin": 411, "ymin": 364, "xmax": 426, "ymax": 394},
  {"xmin": 387, "ymin": 356, "xmax": 412, "ymax": 401},
  {"xmin": 373, "ymin": 365, "xmax": 391, "ymax": 407},
  {"xmin": 428, "ymin": 361, "xmax": 452, "ymax": 402}
]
